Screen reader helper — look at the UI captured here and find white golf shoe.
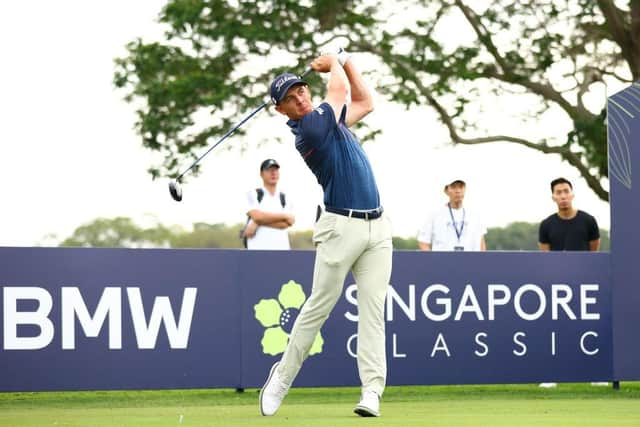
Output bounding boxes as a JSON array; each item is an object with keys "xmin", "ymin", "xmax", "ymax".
[
  {"xmin": 539, "ymin": 382, "xmax": 557, "ymax": 388},
  {"xmin": 259, "ymin": 362, "xmax": 289, "ymax": 416},
  {"xmin": 354, "ymin": 390, "xmax": 380, "ymax": 417}
]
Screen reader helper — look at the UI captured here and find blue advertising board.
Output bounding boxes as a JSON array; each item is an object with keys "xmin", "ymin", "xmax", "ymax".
[
  {"xmin": 244, "ymin": 251, "xmax": 612, "ymax": 388},
  {"xmin": 609, "ymin": 82, "xmax": 640, "ymax": 380},
  {"xmin": 0, "ymin": 247, "xmax": 613, "ymax": 391},
  {"xmin": 0, "ymin": 248, "xmax": 242, "ymax": 390}
]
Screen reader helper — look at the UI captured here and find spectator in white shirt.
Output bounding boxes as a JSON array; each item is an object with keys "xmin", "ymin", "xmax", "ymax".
[
  {"xmin": 417, "ymin": 178, "xmax": 486, "ymax": 251},
  {"xmin": 242, "ymin": 159, "xmax": 294, "ymax": 250}
]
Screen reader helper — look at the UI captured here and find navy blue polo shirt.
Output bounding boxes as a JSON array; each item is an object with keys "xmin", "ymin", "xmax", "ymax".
[{"xmin": 287, "ymin": 102, "xmax": 380, "ymax": 210}]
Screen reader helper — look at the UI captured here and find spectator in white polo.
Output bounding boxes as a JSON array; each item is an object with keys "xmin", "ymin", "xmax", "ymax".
[
  {"xmin": 242, "ymin": 159, "xmax": 295, "ymax": 250},
  {"xmin": 417, "ymin": 177, "xmax": 486, "ymax": 251}
]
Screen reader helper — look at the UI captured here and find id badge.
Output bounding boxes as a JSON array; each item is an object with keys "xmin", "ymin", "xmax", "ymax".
[{"xmin": 454, "ymin": 246, "xmax": 464, "ymax": 251}]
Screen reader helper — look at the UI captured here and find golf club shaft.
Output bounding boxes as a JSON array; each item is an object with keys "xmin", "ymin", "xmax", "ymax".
[
  {"xmin": 176, "ymin": 101, "xmax": 267, "ymax": 181},
  {"xmin": 176, "ymin": 67, "xmax": 313, "ymax": 181}
]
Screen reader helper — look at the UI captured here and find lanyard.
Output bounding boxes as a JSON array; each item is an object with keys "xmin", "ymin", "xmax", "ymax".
[{"xmin": 448, "ymin": 203, "xmax": 465, "ymax": 242}]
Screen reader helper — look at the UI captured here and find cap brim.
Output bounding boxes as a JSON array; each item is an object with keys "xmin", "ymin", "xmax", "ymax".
[
  {"xmin": 445, "ymin": 180, "xmax": 466, "ymax": 189},
  {"xmin": 261, "ymin": 162, "xmax": 280, "ymax": 171},
  {"xmin": 275, "ymin": 79, "xmax": 307, "ymax": 104}
]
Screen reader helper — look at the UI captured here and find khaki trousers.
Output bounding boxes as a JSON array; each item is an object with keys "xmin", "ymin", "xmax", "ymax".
[{"xmin": 277, "ymin": 211, "xmax": 393, "ymax": 396}]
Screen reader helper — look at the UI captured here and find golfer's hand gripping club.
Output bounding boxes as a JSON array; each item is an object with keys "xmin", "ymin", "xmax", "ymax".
[{"xmin": 319, "ymin": 47, "xmax": 350, "ymax": 66}]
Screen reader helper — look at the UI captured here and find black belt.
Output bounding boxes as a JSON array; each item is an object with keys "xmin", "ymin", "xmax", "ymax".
[{"xmin": 324, "ymin": 206, "xmax": 384, "ymax": 220}]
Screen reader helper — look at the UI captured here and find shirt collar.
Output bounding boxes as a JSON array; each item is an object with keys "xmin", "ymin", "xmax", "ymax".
[{"xmin": 287, "ymin": 119, "xmax": 300, "ymax": 135}]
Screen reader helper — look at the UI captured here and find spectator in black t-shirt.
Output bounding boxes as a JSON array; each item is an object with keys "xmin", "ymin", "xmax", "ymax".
[
  {"xmin": 538, "ymin": 178, "xmax": 600, "ymax": 252},
  {"xmin": 538, "ymin": 178, "xmax": 603, "ymax": 389}
]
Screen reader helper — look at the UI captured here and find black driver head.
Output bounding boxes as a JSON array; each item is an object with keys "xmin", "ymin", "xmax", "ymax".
[{"xmin": 168, "ymin": 181, "xmax": 183, "ymax": 202}]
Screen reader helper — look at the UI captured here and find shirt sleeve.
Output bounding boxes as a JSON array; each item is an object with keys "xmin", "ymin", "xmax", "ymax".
[
  {"xmin": 417, "ymin": 212, "xmax": 435, "ymax": 244},
  {"xmin": 246, "ymin": 190, "xmax": 259, "ymax": 215},
  {"xmin": 538, "ymin": 219, "xmax": 549, "ymax": 244},
  {"xmin": 477, "ymin": 212, "xmax": 487, "ymax": 236},
  {"xmin": 588, "ymin": 214, "xmax": 600, "ymax": 241},
  {"xmin": 298, "ymin": 102, "xmax": 339, "ymax": 148},
  {"xmin": 284, "ymin": 193, "xmax": 294, "ymax": 214}
]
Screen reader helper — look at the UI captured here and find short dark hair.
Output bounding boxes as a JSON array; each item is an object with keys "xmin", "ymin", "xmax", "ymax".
[{"xmin": 550, "ymin": 177, "xmax": 572, "ymax": 192}]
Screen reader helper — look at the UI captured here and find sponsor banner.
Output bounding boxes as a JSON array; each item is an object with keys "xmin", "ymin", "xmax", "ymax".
[
  {"xmin": 245, "ymin": 251, "xmax": 612, "ymax": 388},
  {"xmin": 0, "ymin": 247, "xmax": 614, "ymax": 391},
  {"xmin": 0, "ymin": 247, "xmax": 242, "ymax": 391},
  {"xmin": 609, "ymin": 82, "xmax": 640, "ymax": 379}
]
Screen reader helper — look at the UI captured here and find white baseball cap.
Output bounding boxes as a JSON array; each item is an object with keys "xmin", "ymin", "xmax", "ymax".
[{"xmin": 444, "ymin": 177, "xmax": 466, "ymax": 190}]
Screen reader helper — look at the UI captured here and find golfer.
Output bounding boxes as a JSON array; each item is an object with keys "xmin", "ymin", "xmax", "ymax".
[{"xmin": 259, "ymin": 49, "xmax": 393, "ymax": 417}]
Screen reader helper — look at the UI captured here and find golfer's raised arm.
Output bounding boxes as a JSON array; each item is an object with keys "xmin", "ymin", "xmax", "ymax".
[
  {"xmin": 343, "ymin": 58, "xmax": 373, "ymax": 127},
  {"xmin": 311, "ymin": 54, "xmax": 348, "ymax": 122}
]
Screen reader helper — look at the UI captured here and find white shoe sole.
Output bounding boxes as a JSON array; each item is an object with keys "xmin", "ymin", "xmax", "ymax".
[
  {"xmin": 538, "ymin": 383, "xmax": 557, "ymax": 388},
  {"xmin": 354, "ymin": 405, "xmax": 380, "ymax": 417},
  {"xmin": 259, "ymin": 362, "xmax": 280, "ymax": 416}
]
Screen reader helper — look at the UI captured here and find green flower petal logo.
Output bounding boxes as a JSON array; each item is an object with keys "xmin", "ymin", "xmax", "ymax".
[{"xmin": 254, "ymin": 280, "xmax": 324, "ymax": 356}]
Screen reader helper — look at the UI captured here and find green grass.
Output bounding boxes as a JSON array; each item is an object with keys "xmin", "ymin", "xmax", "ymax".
[{"xmin": 1, "ymin": 383, "xmax": 639, "ymax": 426}]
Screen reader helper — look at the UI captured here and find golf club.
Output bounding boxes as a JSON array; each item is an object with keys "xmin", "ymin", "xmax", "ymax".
[{"xmin": 168, "ymin": 67, "xmax": 313, "ymax": 202}]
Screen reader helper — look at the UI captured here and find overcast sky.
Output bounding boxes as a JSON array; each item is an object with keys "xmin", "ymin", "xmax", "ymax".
[{"xmin": 0, "ymin": 1, "xmax": 616, "ymax": 247}]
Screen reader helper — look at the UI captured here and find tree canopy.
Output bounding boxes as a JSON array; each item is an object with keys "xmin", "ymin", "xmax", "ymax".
[
  {"xmin": 59, "ymin": 217, "xmax": 316, "ymax": 249},
  {"xmin": 59, "ymin": 217, "xmax": 609, "ymax": 251},
  {"xmin": 114, "ymin": 0, "xmax": 639, "ymax": 200},
  {"xmin": 59, "ymin": 217, "xmax": 174, "ymax": 248},
  {"xmin": 485, "ymin": 221, "xmax": 610, "ymax": 250}
]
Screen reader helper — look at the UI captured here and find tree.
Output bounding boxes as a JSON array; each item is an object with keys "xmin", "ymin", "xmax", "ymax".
[
  {"xmin": 289, "ymin": 230, "xmax": 315, "ymax": 250},
  {"xmin": 393, "ymin": 236, "xmax": 419, "ymax": 250},
  {"xmin": 60, "ymin": 218, "xmax": 246, "ymax": 248},
  {"xmin": 171, "ymin": 222, "xmax": 244, "ymax": 248},
  {"xmin": 485, "ymin": 221, "xmax": 610, "ymax": 251},
  {"xmin": 60, "ymin": 217, "xmax": 174, "ymax": 248},
  {"xmin": 485, "ymin": 221, "xmax": 539, "ymax": 250},
  {"xmin": 59, "ymin": 217, "xmax": 314, "ymax": 249},
  {"xmin": 59, "ymin": 217, "xmax": 610, "ymax": 251},
  {"xmin": 114, "ymin": 1, "xmax": 638, "ymax": 200}
]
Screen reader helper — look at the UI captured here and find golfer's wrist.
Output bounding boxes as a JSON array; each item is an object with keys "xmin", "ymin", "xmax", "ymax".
[{"xmin": 336, "ymin": 48, "xmax": 350, "ymax": 67}]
